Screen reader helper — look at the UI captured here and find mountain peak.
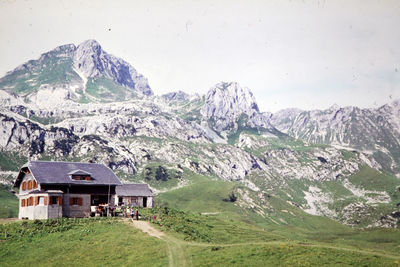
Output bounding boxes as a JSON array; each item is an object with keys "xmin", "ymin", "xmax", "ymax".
[
  {"xmin": 328, "ymin": 103, "xmax": 340, "ymax": 111},
  {"xmin": 72, "ymin": 40, "xmax": 152, "ymax": 95},
  {"xmin": 0, "ymin": 39, "xmax": 153, "ymax": 101},
  {"xmin": 199, "ymin": 82, "xmax": 265, "ymax": 131},
  {"xmin": 79, "ymin": 39, "xmax": 101, "ymax": 47},
  {"xmin": 202, "ymin": 82, "xmax": 259, "ymax": 118}
]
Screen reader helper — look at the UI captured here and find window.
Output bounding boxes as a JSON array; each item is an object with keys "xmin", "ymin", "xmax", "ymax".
[
  {"xmin": 27, "ymin": 180, "xmax": 32, "ymax": 190},
  {"xmin": 21, "ymin": 199, "xmax": 26, "ymax": 207},
  {"xmin": 72, "ymin": 175, "xmax": 91, "ymax": 181},
  {"xmin": 50, "ymin": 196, "xmax": 58, "ymax": 205},
  {"xmin": 70, "ymin": 197, "xmax": 83, "ymax": 206},
  {"xmin": 34, "ymin": 196, "xmax": 46, "ymax": 206},
  {"xmin": 21, "ymin": 182, "xmax": 26, "ymax": 191},
  {"xmin": 33, "ymin": 180, "xmax": 37, "ymax": 189},
  {"xmin": 27, "ymin": 197, "xmax": 33, "ymax": 206}
]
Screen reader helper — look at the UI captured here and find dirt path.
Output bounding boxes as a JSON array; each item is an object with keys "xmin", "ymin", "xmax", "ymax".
[
  {"xmin": 128, "ymin": 219, "xmax": 187, "ymax": 267},
  {"xmin": 130, "ymin": 219, "xmax": 164, "ymax": 239}
]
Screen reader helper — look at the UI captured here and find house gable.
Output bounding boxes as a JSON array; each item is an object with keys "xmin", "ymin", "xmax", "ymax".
[{"xmin": 17, "ymin": 167, "xmax": 39, "ymax": 194}]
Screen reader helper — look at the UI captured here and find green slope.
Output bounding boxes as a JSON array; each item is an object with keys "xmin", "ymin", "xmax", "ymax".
[
  {"xmin": 0, "ymin": 50, "xmax": 80, "ymax": 95},
  {"xmin": 1, "ymin": 215, "xmax": 400, "ymax": 267},
  {"xmin": 0, "ymin": 185, "xmax": 18, "ymax": 218},
  {"xmin": 0, "ymin": 218, "xmax": 167, "ymax": 266}
]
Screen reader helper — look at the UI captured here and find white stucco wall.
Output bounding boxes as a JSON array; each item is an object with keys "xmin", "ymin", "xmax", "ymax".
[
  {"xmin": 18, "ymin": 204, "xmax": 35, "ymax": 220},
  {"xmin": 18, "ymin": 194, "xmax": 63, "ymax": 220}
]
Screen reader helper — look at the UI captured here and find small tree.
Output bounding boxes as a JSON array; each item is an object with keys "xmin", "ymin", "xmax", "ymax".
[
  {"xmin": 155, "ymin": 165, "xmax": 168, "ymax": 181},
  {"xmin": 228, "ymin": 192, "xmax": 237, "ymax": 202}
]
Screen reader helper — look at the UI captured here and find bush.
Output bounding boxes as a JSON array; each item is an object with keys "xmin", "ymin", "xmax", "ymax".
[
  {"xmin": 0, "ymin": 217, "xmax": 115, "ymax": 241},
  {"xmin": 223, "ymin": 192, "xmax": 237, "ymax": 202},
  {"xmin": 138, "ymin": 207, "xmax": 212, "ymax": 242}
]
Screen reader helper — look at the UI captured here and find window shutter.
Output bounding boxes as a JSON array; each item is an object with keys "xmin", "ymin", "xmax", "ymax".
[
  {"xmin": 22, "ymin": 182, "xmax": 26, "ymax": 191},
  {"xmin": 44, "ymin": 196, "xmax": 48, "ymax": 205},
  {"xmin": 58, "ymin": 196, "xmax": 63, "ymax": 205},
  {"xmin": 33, "ymin": 180, "xmax": 37, "ymax": 189},
  {"xmin": 21, "ymin": 199, "xmax": 25, "ymax": 207},
  {"xmin": 70, "ymin": 198, "xmax": 73, "ymax": 206},
  {"xmin": 27, "ymin": 181, "xmax": 32, "ymax": 190},
  {"xmin": 35, "ymin": 196, "xmax": 39, "ymax": 206},
  {"xmin": 78, "ymin": 198, "xmax": 83, "ymax": 206}
]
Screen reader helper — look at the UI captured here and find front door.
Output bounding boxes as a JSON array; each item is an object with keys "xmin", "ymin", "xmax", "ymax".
[{"xmin": 143, "ymin": 197, "xmax": 147, "ymax": 208}]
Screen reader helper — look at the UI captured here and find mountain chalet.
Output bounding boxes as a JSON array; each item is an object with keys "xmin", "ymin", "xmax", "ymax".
[{"xmin": 14, "ymin": 161, "xmax": 154, "ymax": 220}]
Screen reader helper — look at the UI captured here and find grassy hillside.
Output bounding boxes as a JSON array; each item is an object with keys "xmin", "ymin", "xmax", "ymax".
[
  {"xmin": 154, "ymin": 176, "xmax": 400, "ymax": 258},
  {"xmin": 157, "ymin": 174, "xmax": 348, "ymax": 233},
  {"xmin": 0, "ymin": 218, "xmax": 168, "ymax": 267},
  {"xmin": 1, "ymin": 215, "xmax": 399, "ymax": 266},
  {"xmin": 0, "ymin": 185, "xmax": 18, "ymax": 218},
  {"xmin": 1, "ymin": 153, "xmax": 400, "ymax": 265}
]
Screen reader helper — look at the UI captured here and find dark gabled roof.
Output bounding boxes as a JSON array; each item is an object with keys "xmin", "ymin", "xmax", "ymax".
[
  {"xmin": 14, "ymin": 161, "xmax": 122, "ymax": 187},
  {"xmin": 116, "ymin": 184, "xmax": 153, "ymax": 197}
]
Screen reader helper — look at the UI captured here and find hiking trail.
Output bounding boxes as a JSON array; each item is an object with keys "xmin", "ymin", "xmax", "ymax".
[{"xmin": 129, "ymin": 219, "xmax": 187, "ymax": 267}]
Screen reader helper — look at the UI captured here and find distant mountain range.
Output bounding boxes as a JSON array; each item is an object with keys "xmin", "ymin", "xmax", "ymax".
[{"xmin": 1, "ymin": 40, "xmax": 399, "ymax": 228}]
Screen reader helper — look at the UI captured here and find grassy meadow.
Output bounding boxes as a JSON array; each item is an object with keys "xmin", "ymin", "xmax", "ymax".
[
  {"xmin": 1, "ymin": 214, "xmax": 400, "ymax": 266},
  {"xmin": 0, "ymin": 218, "xmax": 168, "ymax": 267},
  {"xmin": 1, "ymin": 169, "xmax": 400, "ymax": 266}
]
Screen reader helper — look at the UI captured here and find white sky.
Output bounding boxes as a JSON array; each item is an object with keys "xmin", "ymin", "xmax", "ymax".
[{"xmin": 0, "ymin": 0, "xmax": 399, "ymax": 112}]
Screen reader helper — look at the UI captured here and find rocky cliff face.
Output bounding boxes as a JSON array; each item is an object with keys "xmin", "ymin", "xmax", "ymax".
[
  {"xmin": 74, "ymin": 40, "xmax": 152, "ymax": 96},
  {"xmin": 199, "ymin": 82, "xmax": 276, "ymax": 136},
  {"xmin": 269, "ymin": 101, "xmax": 400, "ymax": 175}
]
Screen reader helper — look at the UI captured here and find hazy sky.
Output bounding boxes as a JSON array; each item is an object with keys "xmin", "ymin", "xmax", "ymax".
[{"xmin": 0, "ymin": 0, "xmax": 399, "ymax": 112}]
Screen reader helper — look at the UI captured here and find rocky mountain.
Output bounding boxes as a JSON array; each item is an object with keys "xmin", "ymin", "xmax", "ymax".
[
  {"xmin": 0, "ymin": 40, "xmax": 399, "ymax": 228},
  {"xmin": 0, "ymin": 40, "xmax": 152, "ymax": 106},
  {"xmin": 269, "ymin": 101, "xmax": 400, "ymax": 175},
  {"xmin": 200, "ymin": 82, "xmax": 275, "ymax": 134}
]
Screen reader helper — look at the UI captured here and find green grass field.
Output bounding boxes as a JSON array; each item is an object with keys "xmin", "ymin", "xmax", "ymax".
[
  {"xmin": 1, "ymin": 215, "xmax": 399, "ymax": 266},
  {"xmin": 0, "ymin": 218, "xmax": 168, "ymax": 267}
]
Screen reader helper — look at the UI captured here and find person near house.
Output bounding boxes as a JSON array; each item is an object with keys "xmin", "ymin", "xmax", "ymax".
[
  {"xmin": 135, "ymin": 209, "xmax": 139, "ymax": 220},
  {"xmin": 126, "ymin": 207, "xmax": 130, "ymax": 218},
  {"xmin": 131, "ymin": 209, "xmax": 135, "ymax": 219}
]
